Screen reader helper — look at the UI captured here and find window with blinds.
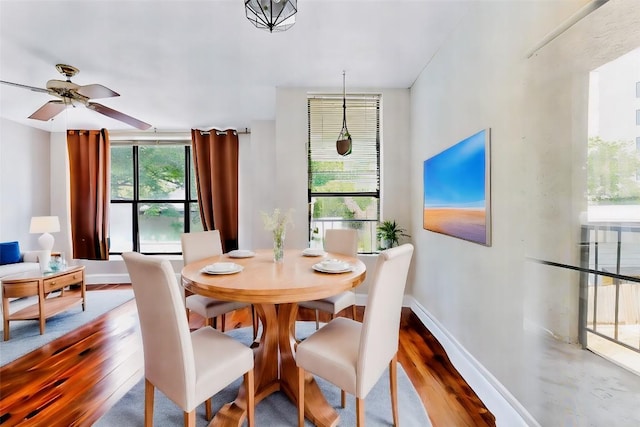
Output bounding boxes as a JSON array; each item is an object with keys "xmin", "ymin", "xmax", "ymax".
[{"xmin": 308, "ymin": 94, "xmax": 381, "ymax": 253}]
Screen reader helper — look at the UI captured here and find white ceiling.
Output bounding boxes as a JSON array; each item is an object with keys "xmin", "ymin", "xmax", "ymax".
[{"xmin": 0, "ymin": 0, "xmax": 470, "ymax": 133}]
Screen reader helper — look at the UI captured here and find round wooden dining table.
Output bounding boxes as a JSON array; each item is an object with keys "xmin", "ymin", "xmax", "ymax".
[{"xmin": 181, "ymin": 248, "xmax": 366, "ymax": 427}]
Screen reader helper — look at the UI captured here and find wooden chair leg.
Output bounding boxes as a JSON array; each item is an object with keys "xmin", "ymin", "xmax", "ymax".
[
  {"xmin": 341, "ymin": 389, "xmax": 346, "ymax": 408},
  {"xmin": 209, "ymin": 317, "xmax": 215, "ymax": 328},
  {"xmin": 297, "ymin": 366, "xmax": 305, "ymax": 427},
  {"xmin": 356, "ymin": 396, "xmax": 365, "ymax": 427},
  {"xmin": 221, "ymin": 313, "xmax": 226, "ymax": 332},
  {"xmin": 205, "ymin": 397, "xmax": 212, "ymax": 421},
  {"xmin": 314, "ymin": 309, "xmax": 320, "ymax": 330},
  {"xmin": 251, "ymin": 305, "xmax": 258, "ymax": 340},
  {"xmin": 351, "ymin": 304, "xmax": 357, "ymax": 321},
  {"xmin": 183, "ymin": 289, "xmax": 191, "ymax": 323},
  {"xmin": 390, "ymin": 355, "xmax": 399, "ymax": 426},
  {"xmin": 184, "ymin": 410, "xmax": 196, "ymax": 427},
  {"xmin": 144, "ymin": 379, "xmax": 154, "ymax": 427},
  {"xmin": 245, "ymin": 369, "xmax": 255, "ymax": 427}
]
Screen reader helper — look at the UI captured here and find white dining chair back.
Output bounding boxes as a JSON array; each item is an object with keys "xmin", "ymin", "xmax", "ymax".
[
  {"xmin": 323, "ymin": 228, "xmax": 358, "ymax": 256},
  {"xmin": 125, "ymin": 252, "xmax": 192, "ymax": 399},
  {"xmin": 357, "ymin": 243, "xmax": 413, "ymax": 395},
  {"xmin": 299, "ymin": 229, "xmax": 359, "ymax": 330},
  {"xmin": 181, "ymin": 230, "xmax": 256, "ymax": 335},
  {"xmin": 122, "ymin": 251, "xmax": 255, "ymax": 426},
  {"xmin": 181, "ymin": 230, "xmax": 223, "ymax": 263},
  {"xmin": 296, "ymin": 243, "xmax": 414, "ymax": 427}
]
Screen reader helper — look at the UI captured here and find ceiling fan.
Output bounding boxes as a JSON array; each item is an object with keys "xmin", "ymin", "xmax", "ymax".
[{"xmin": 0, "ymin": 64, "xmax": 151, "ymax": 130}]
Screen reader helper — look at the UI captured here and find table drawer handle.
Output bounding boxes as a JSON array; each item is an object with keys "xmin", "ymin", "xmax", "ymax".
[{"xmin": 50, "ymin": 281, "xmax": 56, "ymax": 285}]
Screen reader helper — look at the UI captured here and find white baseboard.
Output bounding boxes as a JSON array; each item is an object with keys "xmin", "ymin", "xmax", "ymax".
[
  {"xmin": 408, "ymin": 296, "xmax": 540, "ymax": 427},
  {"xmin": 86, "ymin": 273, "xmax": 185, "ymax": 285},
  {"xmin": 354, "ymin": 294, "xmax": 421, "ymax": 308},
  {"xmin": 86, "ymin": 273, "xmax": 130, "ymax": 285}
]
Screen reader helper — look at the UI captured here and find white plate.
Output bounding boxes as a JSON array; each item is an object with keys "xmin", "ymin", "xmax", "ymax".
[
  {"xmin": 228, "ymin": 249, "xmax": 255, "ymax": 258},
  {"xmin": 320, "ymin": 259, "xmax": 351, "ymax": 271},
  {"xmin": 312, "ymin": 263, "xmax": 353, "ymax": 274},
  {"xmin": 302, "ymin": 248, "xmax": 326, "ymax": 257},
  {"xmin": 201, "ymin": 262, "xmax": 243, "ymax": 275}
]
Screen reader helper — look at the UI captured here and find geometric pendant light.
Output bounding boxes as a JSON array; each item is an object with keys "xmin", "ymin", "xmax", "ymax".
[{"xmin": 245, "ymin": 0, "xmax": 297, "ymax": 33}]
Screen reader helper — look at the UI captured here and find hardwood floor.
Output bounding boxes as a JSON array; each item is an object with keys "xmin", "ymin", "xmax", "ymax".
[{"xmin": 0, "ymin": 285, "xmax": 495, "ymax": 426}]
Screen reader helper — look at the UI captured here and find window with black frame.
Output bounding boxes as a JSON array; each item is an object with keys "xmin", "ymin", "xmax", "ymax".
[
  {"xmin": 308, "ymin": 94, "xmax": 381, "ymax": 253},
  {"xmin": 109, "ymin": 141, "xmax": 203, "ymax": 254}
]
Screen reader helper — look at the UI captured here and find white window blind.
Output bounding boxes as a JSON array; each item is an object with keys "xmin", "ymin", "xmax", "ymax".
[
  {"xmin": 308, "ymin": 95, "xmax": 380, "ymax": 194},
  {"xmin": 307, "ymin": 94, "xmax": 381, "ymax": 253}
]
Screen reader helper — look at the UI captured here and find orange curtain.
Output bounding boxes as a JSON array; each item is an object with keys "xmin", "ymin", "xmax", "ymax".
[
  {"xmin": 67, "ymin": 129, "xmax": 110, "ymax": 260},
  {"xmin": 191, "ymin": 129, "xmax": 239, "ymax": 252}
]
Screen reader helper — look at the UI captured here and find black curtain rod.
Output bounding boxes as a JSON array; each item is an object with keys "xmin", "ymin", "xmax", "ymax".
[{"xmin": 199, "ymin": 128, "xmax": 251, "ymax": 136}]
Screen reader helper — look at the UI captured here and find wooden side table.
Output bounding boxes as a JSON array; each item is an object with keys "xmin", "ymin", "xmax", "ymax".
[{"xmin": 2, "ymin": 265, "xmax": 86, "ymax": 341}]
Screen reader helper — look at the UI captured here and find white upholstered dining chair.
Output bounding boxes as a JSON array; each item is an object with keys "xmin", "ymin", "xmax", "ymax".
[
  {"xmin": 182, "ymin": 230, "xmax": 256, "ymax": 337},
  {"xmin": 299, "ymin": 228, "xmax": 358, "ymax": 329},
  {"xmin": 296, "ymin": 243, "xmax": 414, "ymax": 427},
  {"xmin": 122, "ymin": 251, "xmax": 255, "ymax": 427}
]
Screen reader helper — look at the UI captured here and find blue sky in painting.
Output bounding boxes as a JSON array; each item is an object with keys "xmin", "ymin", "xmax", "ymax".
[{"xmin": 423, "ymin": 130, "xmax": 487, "ymax": 208}]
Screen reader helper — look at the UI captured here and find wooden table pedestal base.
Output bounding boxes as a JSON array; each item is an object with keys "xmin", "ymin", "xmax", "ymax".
[{"xmin": 210, "ymin": 303, "xmax": 339, "ymax": 427}]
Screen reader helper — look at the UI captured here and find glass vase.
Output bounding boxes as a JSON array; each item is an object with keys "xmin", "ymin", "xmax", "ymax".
[{"xmin": 273, "ymin": 231, "xmax": 285, "ymax": 263}]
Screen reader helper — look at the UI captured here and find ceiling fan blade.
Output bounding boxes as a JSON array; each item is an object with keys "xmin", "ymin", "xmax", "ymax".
[
  {"xmin": 76, "ymin": 84, "xmax": 120, "ymax": 99},
  {"xmin": 1, "ymin": 80, "xmax": 50, "ymax": 94},
  {"xmin": 87, "ymin": 102, "xmax": 151, "ymax": 130},
  {"xmin": 28, "ymin": 100, "xmax": 67, "ymax": 121}
]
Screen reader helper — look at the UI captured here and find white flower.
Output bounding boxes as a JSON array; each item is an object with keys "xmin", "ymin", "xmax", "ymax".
[{"xmin": 261, "ymin": 208, "xmax": 294, "ymax": 239}]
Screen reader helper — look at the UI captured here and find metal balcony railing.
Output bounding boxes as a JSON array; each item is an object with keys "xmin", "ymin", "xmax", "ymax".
[{"xmin": 579, "ymin": 223, "xmax": 640, "ymax": 355}]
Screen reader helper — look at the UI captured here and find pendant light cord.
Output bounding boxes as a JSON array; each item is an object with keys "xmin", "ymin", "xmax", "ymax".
[
  {"xmin": 336, "ymin": 70, "xmax": 352, "ymax": 156},
  {"xmin": 342, "ymin": 70, "xmax": 347, "ymax": 129}
]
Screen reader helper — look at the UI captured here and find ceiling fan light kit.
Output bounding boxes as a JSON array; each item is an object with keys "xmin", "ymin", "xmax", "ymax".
[
  {"xmin": 336, "ymin": 70, "xmax": 352, "ymax": 156},
  {"xmin": 245, "ymin": 0, "xmax": 297, "ymax": 33},
  {"xmin": 0, "ymin": 63, "xmax": 151, "ymax": 130}
]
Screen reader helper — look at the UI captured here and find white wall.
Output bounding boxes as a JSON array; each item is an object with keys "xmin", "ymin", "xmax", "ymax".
[
  {"xmin": 269, "ymin": 87, "xmax": 411, "ymax": 292},
  {"xmin": 523, "ymin": 0, "xmax": 640, "ymax": 343},
  {"xmin": 238, "ymin": 129, "xmax": 259, "ymax": 250},
  {"xmin": 0, "ymin": 118, "xmax": 51, "ymax": 249},
  {"xmin": 268, "ymin": 88, "xmax": 412, "ymax": 246},
  {"xmin": 410, "ymin": 0, "xmax": 640, "ymax": 424},
  {"xmin": 235, "ymin": 87, "xmax": 410, "ymax": 292},
  {"xmin": 4, "ymin": 87, "xmax": 409, "ymax": 288},
  {"xmin": 49, "ymin": 131, "xmax": 73, "ymax": 259},
  {"xmin": 411, "ymin": 0, "xmax": 535, "ymax": 389}
]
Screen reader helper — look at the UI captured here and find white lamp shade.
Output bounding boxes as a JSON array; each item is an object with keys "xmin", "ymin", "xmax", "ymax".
[{"xmin": 29, "ymin": 216, "xmax": 60, "ymax": 234}]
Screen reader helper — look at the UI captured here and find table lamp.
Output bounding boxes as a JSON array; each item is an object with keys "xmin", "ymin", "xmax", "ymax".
[
  {"xmin": 30, "ymin": 216, "xmax": 60, "ymax": 250},
  {"xmin": 30, "ymin": 216, "xmax": 60, "ymax": 271}
]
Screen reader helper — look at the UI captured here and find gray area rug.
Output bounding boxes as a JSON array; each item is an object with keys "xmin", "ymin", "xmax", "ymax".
[
  {"xmin": 0, "ymin": 289, "xmax": 134, "ymax": 366},
  {"xmin": 97, "ymin": 322, "xmax": 432, "ymax": 426}
]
